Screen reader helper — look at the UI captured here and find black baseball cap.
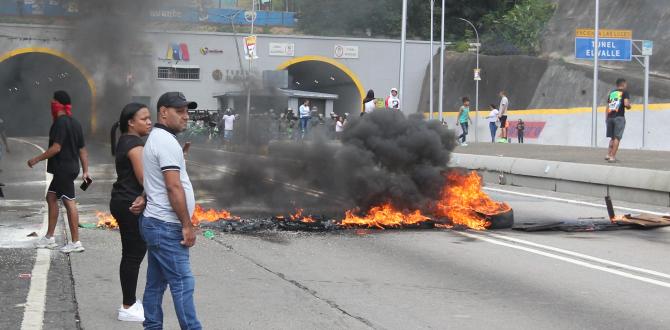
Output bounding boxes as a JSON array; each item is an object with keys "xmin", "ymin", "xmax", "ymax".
[{"xmin": 157, "ymin": 92, "xmax": 198, "ymax": 110}]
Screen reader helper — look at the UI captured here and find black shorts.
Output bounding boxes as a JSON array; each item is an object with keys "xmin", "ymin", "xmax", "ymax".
[
  {"xmin": 499, "ymin": 115, "xmax": 508, "ymax": 128},
  {"xmin": 47, "ymin": 172, "xmax": 78, "ymax": 200}
]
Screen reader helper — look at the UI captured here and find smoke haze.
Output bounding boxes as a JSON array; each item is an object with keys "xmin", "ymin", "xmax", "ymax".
[{"xmin": 213, "ymin": 110, "xmax": 456, "ymax": 213}]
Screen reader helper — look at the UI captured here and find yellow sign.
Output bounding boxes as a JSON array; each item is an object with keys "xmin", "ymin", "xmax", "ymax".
[{"xmin": 576, "ymin": 29, "xmax": 632, "ymax": 39}]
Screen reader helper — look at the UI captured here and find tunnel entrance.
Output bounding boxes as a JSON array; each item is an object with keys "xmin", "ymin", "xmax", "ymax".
[
  {"xmin": 0, "ymin": 50, "xmax": 94, "ymax": 136},
  {"xmin": 278, "ymin": 56, "xmax": 364, "ymax": 116}
]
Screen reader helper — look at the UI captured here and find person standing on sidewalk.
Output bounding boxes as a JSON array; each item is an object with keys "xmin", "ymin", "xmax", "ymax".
[
  {"xmin": 363, "ymin": 89, "xmax": 376, "ymax": 115},
  {"xmin": 498, "ymin": 91, "xmax": 509, "ymax": 141},
  {"xmin": 606, "ymin": 78, "xmax": 631, "ymax": 163},
  {"xmin": 141, "ymin": 92, "xmax": 201, "ymax": 329},
  {"xmin": 516, "ymin": 119, "xmax": 525, "ymax": 144},
  {"xmin": 299, "ymin": 99, "xmax": 311, "ymax": 139},
  {"xmin": 385, "ymin": 88, "xmax": 400, "ymax": 110},
  {"xmin": 110, "ymin": 103, "xmax": 152, "ymax": 322},
  {"xmin": 486, "ymin": 104, "xmax": 499, "ymax": 143},
  {"xmin": 30, "ymin": 91, "xmax": 89, "ymax": 253},
  {"xmin": 219, "ymin": 108, "xmax": 237, "ymax": 149},
  {"xmin": 456, "ymin": 97, "xmax": 472, "ymax": 146}
]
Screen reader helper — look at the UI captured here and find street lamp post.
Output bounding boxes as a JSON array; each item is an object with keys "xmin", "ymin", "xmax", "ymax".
[
  {"xmin": 438, "ymin": 0, "xmax": 445, "ymax": 122},
  {"xmin": 399, "ymin": 0, "xmax": 408, "ymax": 112},
  {"xmin": 429, "ymin": 0, "xmax": 434, "ymax": 120},
  {"xmin": 458, "ymin": 18, "xmax": 480, "ymax": 143},
  {"xmin": 591, "ymin": 0, "xmax": 600, "ymax": 147}
]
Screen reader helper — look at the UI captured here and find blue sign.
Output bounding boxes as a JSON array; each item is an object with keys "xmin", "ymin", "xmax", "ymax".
[{"xmin": 575, "ymin": 38, "xmax": 632, "ymax": 61}]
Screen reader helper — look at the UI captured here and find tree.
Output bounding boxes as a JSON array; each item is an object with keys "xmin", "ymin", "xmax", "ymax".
[{"xmin": 295, "ymin": 0, "xmax": 515, "ymax": 40}]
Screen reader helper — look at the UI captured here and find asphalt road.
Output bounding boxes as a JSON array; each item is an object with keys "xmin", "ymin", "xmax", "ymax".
[{"xmin": 2, "ymin": 137, "xmax": 670, "ymax": 329}]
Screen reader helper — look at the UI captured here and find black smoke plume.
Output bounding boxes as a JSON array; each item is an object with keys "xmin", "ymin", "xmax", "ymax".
[
  {"xmin": 213, "ymin": 111, "xmax": 456, "ymax": 213},
  {"xmin": 67, "ymin": 0, "xmax": 160, "ymax": 135}
]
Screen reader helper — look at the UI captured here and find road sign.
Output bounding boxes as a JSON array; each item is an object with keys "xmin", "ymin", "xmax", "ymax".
[
  {"xmin": 575, "ymin": 28, "xmax": 632, "ymax": 61},
  {"xmin": 642, "ymin": 40, "xmax": 653, "ymax": 56},
  {"xmin": 473, "ymin": 68, "xmax": 481, "ymax": 81}
]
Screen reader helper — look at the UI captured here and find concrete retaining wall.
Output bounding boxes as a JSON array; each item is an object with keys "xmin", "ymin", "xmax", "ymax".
[
  {"xmin": 451, "ymin": 153, "xmax": 670, "ymax": 207},
  {"xmin": 447, "ymin": 106, "xmax": 670, "ymax": 151}
]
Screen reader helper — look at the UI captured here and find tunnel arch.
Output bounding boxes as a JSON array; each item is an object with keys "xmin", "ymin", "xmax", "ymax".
[
  {"xmin": 0, "ymin": 47, "xmax": 98, "ymax": 134},
  {"xmin": 277, "ymin": 56, "xmax": 366, "ymax": 114}
]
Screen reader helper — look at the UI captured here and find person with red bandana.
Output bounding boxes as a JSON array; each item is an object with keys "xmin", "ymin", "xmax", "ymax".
[{"xmin": 28, "ymin": 90, "xmax": 89, "ymax": 253}]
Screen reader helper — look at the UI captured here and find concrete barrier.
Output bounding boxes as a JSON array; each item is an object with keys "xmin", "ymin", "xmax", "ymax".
[
  {"xmin": 451, "ymin": 153, "xmax": 670, "ymax": 207},
  {"xmin": 443, "ymin": 105, "xmax": 670, "ymax": 152}
]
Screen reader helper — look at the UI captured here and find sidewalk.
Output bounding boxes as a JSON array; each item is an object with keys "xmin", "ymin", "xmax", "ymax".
[
  {"xmin": 451, "ymin": 143, "xmax": 670, "ymax": 207},
  {"xmin": 454, "ymin": 143, "xmax": 670, "ymax": 171}
]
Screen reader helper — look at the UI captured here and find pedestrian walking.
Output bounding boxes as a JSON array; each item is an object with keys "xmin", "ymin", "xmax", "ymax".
[
  {"xmin": 109, "ymin": 103, "xmax": 152, "ymax": 322},
  {"xmin": 516, "ymin": 119, "xmax": 525, "ymax": 144},
  {"xmin": 486, "ymin": 104, "xmax": 500, "ymax": 143},
  {"xmin": 385, "ymin": 88, "xmax": 400, "ymax": 110},
  {"xmin": 456, "ymin": 97, "xmax": 472, "ymax": 146},
  {"xmin": 30, "ymin": 91, "xmax": 89, "ymax": 253},
  {"xmin": 141, "ymin": 92, "xmax": 201, "ymax": 329},
  {"xmin": 299, "ymin": 99, "xmax": 311, "ymax": 139},
  {"xmin": 363, "ymin": 89, "xmax": 376, "ymax": 115},
  {"xmin": 498, "ymin": 91, "xmax": 509, "ymax": 141},
  {"xmin": 606, "ymin": 78, "xmax": 630, "ymax": 163}
]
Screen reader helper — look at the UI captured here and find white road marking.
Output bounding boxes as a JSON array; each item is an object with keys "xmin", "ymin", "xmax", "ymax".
[
  {"xmin": 486, "ymin": 232, "xmax": 670, "ymax": 280},
  {"xmin": 484, "ymin": 186, "xmax": 670, "ymax": 216},
  {"xmin": 456, "ymin": 231, "xmax": 670, "ymax": 288},
  {"xmin": 13, "ymin": 138, "xmax": 52, "ymax": 330}
]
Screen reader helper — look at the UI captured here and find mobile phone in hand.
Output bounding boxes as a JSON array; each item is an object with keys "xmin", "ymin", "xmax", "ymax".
[{"xmin": 80, "ymin": 177, "xmax": 93, "ymax": 191}]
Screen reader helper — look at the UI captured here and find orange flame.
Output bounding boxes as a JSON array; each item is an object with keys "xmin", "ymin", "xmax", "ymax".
[
  {"xmin": 290, "ymin": 209, "xmax": 316, "ymax": 223},
  {"xmin": 191, "ymin": 204, "xmax": 237, "ymax": 226},
  {"xmin": 435, "ymin": 171, "xmax": 510, "ymax": 230},
  {"xmin": 340, "ymin": 203, "xmax": 430, "ymax": 229},
  {"xmin": 96, "ymin": 211, "xmax": 118, "ymax": 229}
]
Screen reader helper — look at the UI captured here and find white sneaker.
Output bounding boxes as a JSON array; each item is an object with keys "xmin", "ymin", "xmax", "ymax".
[
  {"xmin": 461, "ymin": 142, "xmax": 468, "ymax": 146},
  {"xmin": 35, "ymin": 236, "xmax": 57, "ymax": 249},
  {"xmin": 60, "ymin": 241, "xmax": 85, "ymax": 253},
  {"xmin": 118, "ymin": 301, "xmax": 145, "ymax": 322}
]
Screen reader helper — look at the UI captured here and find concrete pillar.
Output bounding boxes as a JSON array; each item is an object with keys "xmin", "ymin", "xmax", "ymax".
[
  {"xmin": 288, "ymin": 97, "xmax": 299, "ymax": 114},
  {"xmin": 326, "ymin": 100, "xmax": 334, "ymax": 116},
  {"xmin": 226, "ymin": 97, "xmax": 235, "ymax": 110}
]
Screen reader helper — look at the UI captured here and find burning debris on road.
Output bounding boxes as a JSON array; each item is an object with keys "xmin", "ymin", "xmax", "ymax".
[
  {"xmin": 88, "ymin": 171, "xmax": 513, "ymax": 233},
  {"xmin": 194, "ymin": 170, "xmax": 514, "ymax": 232},
  {"xmin": 96, "ymin": 211, "xmax": 118, "ymax": 229}
]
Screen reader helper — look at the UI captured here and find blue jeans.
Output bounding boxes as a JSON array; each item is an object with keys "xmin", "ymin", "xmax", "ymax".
[
  {"xmin": 489, "ymin": 122, "xmax": 497, "ymax": 142},
  {"xmin": 459, "ymin": 122, "xmax": 469, "ymax": 143},
  {"xmin": 139, "ymin": 216, "xmax": 201, "ymax": 330},
  {"xmin": 299, "ymin": 117, "xmax": 310, "ymax": 138}
]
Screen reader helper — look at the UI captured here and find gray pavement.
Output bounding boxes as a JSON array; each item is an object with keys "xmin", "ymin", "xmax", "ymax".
[
  {"xmin": 455, "ymin": 143, "xmax": 670, "ymax": 171},
  {"xmin": 3, "ymin": 138, "xmax": 670, "ymax": 329}
]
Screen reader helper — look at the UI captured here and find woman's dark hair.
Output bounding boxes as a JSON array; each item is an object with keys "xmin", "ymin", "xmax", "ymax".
[
  {"xmin": 363, "ymin": 89, "xmax": 375, "ymax": 104},
  {"xmin": 53, "ymin": 90, "xmax": 71, "ymax": 105},
  {"xmin": 462, "ymin": 97, "xmax": 470, "ymax": 103},
  {"xmin": 110, "ymin": 102, "xmax": 148, "ymax": 156},
  {"xmin": 490, "ymin": 104, "xmax": 497, "ymax": 109}
]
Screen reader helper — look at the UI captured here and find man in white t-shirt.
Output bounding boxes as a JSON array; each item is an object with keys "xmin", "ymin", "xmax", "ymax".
[
  {"xmin": 219, "ymin": 108, "xmax": 236, "ymax": 148},
  {"xmin": 141, "ymin": 92, "xmax": 201, "ymax": 329},
  {"xmin": 498, "ymin": 91, "xmax": 509, "ymax": 141}
]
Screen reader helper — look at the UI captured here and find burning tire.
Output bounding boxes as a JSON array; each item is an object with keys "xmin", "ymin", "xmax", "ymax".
[{"xmin": 484, "ymin": 208, "xmax": 514, "ymax": 229}]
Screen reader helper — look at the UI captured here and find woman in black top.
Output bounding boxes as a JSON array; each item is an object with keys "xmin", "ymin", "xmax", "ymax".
[{"xmin": 109, "ymin": 103, "xmax": 152, "ymax": 322}]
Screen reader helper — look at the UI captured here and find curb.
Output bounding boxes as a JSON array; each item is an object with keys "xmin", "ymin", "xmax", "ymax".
[{"xmin": 450, "ymin": 153, "xmax": 670, "ymax": 207}]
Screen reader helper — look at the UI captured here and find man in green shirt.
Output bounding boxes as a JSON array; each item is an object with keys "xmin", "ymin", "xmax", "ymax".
[{"xmin": 457, "ymin": 97, "xmax": 472, "ymax": 146}]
